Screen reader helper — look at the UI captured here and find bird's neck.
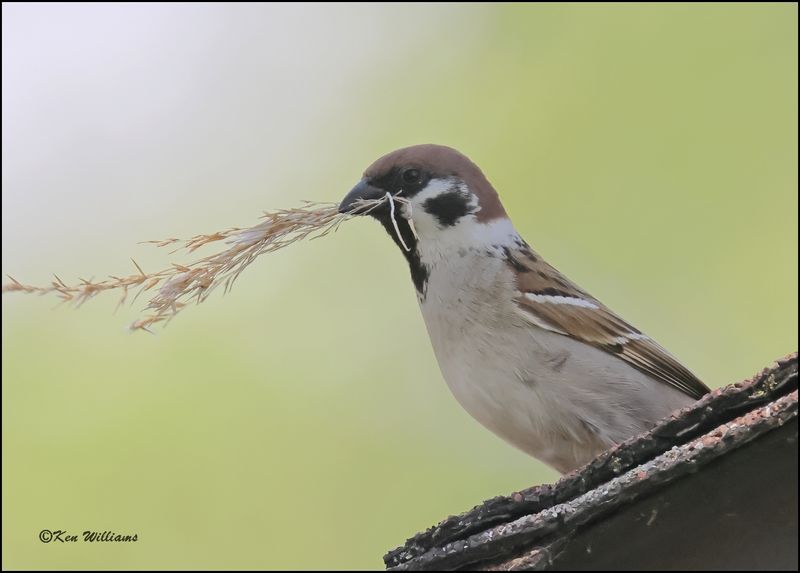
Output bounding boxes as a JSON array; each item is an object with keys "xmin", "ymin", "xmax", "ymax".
[
  {"xmin": 414, "ymin": 216, "xmax": 520, "ymax": 266},
  {"xmin": 378, "ymin": 214, "xmax": 520, "ymax": 300}
]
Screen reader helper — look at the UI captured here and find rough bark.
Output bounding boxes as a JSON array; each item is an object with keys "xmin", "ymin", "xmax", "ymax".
[{"xmin": 385, "ymin": 353, "xmax": 798, "ymax": 571}]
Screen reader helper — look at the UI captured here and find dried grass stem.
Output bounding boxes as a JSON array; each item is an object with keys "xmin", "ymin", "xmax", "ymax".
[{"xmin": 3, "ymin": 197, "xmax": 392, "ymax": 331}]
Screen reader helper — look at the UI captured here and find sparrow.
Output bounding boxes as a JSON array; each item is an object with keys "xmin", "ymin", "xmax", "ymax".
[{"xmin": 339, "ymin": 144, "xmax": 710, "ymax": 474}]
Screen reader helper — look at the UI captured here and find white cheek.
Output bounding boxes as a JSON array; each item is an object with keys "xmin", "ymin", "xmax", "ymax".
[
  {"xmin": 404, "ymin": 178, "xmax": 477, "ymax": 237},
  {"xmin": 398, "ymin": 177, "xmax": 519, "ymax": 267},
  {"xmin": 402, "ymin": 201, "xmax": 440, "ymax": 237}
]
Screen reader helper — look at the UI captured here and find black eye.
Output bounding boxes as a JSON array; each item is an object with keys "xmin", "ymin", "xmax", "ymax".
[{"xmin": 401, "ymin": 168, "xmax": 422, "ymax": 185}]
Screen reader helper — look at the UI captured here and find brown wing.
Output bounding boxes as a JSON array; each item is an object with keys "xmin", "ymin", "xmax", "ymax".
[{"xmin": 506, "ymin": 244, "xmax": 710, "ymax": 400}]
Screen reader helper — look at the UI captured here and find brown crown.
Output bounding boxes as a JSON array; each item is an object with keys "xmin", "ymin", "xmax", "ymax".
[{"xmin": 364, "ymin": 144, "xmax": 507, "ymax": 222}]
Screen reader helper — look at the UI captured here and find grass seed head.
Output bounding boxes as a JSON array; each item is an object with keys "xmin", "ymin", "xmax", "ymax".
[{"xmin": 3, "ymin": 198, "xmax": 389, "ymax": 331}]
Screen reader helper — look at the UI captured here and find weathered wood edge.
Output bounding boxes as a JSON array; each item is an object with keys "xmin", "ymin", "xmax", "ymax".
[{"xmin": 385, "ymin": 352, "xmax": 799, "ymax": 570}]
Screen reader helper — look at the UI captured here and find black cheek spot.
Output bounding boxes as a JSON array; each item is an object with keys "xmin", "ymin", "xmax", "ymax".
[{"xmin": 423, "ymin": 191, "xmax": 471, "ymax": 227}]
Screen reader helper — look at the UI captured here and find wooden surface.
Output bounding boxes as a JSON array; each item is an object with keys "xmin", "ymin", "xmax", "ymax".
[{"xmin": 385, "ymin": 353, "xmax": 798, "ymax": 571}]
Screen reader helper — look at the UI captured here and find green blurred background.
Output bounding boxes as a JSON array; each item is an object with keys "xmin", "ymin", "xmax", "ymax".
[{"xmin": 2, "ymin": 3, "xmax": 797, "ymax": 569}]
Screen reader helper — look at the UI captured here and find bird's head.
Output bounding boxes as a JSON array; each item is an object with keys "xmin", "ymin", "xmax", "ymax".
[{"xmin": 339, "ymin": 144, "xmax": 513, "ymax": 295}]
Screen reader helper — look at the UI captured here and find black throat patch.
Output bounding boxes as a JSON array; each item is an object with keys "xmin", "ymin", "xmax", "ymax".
[
  {"xmin": 370, "ymin": 206, "xmax": 429, "ymax": 297},
  {"xmin": 362, "ymin": 170, "xmax": 469, "ymax": 298}
]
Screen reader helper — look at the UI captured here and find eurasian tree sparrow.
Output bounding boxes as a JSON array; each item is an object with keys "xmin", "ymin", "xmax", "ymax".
[{"xmin": 340, "ymin": 144, "xmax": 709, "ymax": 474}]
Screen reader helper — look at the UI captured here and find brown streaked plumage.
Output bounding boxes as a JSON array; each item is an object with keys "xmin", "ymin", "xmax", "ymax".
[{"xmin": 508, "ymin": 243, "xmax": 709, "ymax": 400}]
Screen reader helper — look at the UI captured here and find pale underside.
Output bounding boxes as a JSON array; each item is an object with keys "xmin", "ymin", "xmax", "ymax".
[{"xmin": 409, "ymin": 202, "xmax": 699, "ymax": 473}]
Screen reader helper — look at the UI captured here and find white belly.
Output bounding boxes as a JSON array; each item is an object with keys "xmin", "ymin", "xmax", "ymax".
[{"xmin": 418, "ymin": 253, "xmax": 692, "ymax": 473}]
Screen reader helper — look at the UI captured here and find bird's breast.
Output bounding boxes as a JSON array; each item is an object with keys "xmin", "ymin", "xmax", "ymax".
[
  {"xmin": 414, "ymin": 249, "xmax": 694, "ymax": 472},
  {"xmin": 417, "ymin": 252, "xmax": 551, "ymax": 440}
]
